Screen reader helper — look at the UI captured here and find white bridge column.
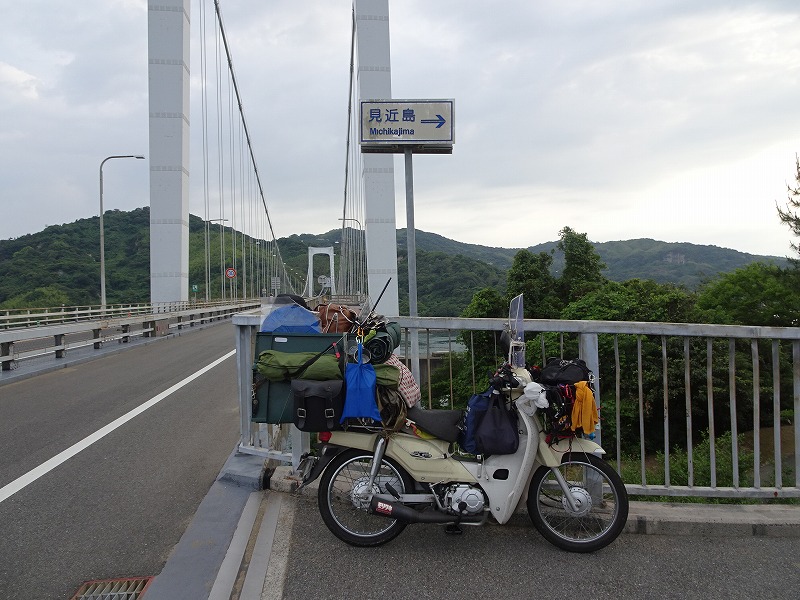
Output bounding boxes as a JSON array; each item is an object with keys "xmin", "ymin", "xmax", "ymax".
[
  {"xmin": 303, "ymin": 247, "xmax": 337, "ymax": 297},
  {"xmin": 147, "ymin": 0, "xmax": 190, "ymax": 304},
  {"xmin": 354, "ymin": 0, "xmax": 399, "ymax": 317}
]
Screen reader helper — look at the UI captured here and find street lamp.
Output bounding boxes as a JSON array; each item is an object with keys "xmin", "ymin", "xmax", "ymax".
[
  {"xmin": 99, "ymin": 155, "xmax": 145, "ymax": 312},
  {"xmin": 338, "ymin": 217, "xmax": 362, "ymax": 228}
]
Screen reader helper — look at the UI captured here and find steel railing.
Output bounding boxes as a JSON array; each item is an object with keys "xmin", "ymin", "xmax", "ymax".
[
  {"xmin": 234, "ymin": 310, "xmax": 800, "ymax": 500},
  {"xmin": 0, "ymin": 300, "xmax": 261, "ymax": 371},
  {"xmin": 0, "ymin": 300, "xmax": 256, "ymax": 330}
]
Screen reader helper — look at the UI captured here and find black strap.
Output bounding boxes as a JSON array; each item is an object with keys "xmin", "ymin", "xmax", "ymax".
[
  {"xmin": 324, "ymin": 383, "xmax": 337, "ymax": 430},
  {"xmin": 296, "ymin": 391, "xmax": 307, "ymax": 429}
]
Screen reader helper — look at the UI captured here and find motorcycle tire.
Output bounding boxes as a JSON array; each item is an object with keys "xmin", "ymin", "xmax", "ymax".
[
  {"xmin": 527, "ymin": 452, "xmax": 629, "ymax": 553},
  {"xmin": 318, "ymin": 448, "xmax": 414, "ymax": 547}
]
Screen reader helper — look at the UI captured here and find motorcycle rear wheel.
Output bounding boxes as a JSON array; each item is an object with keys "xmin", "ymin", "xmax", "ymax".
[
  {"xmin": 527, "ymin": 452, "xmax": 629, "ymax": 553},
  {"xmin": 318, "ymin": 449, "xmax": 414, "ymax": 547}
]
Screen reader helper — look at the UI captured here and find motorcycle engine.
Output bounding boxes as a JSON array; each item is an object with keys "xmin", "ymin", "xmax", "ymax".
[{"xmin": 443, "ymin": 484, "xmax": 486, "ymax": 516}]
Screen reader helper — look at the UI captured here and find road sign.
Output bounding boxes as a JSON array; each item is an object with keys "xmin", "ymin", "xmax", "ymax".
[
  {"xmin": 360, "ymin": 99, "xmax": 454, "ymax": 153},
  {"xmin": 271, "ymin": 276, "xmax": 280, "ymax": 291},
  {"xmin": 225, "ymin": 268, "xmax": 237, "ymax": 279},
  {"xmin": 191, "ymin": 284, "xmax": 198, "ymax": 292}
]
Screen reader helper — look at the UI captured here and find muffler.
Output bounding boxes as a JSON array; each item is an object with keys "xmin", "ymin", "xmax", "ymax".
[{"xmin": 368, "ymin": 496, "xmax": 461, "ymax": 524}]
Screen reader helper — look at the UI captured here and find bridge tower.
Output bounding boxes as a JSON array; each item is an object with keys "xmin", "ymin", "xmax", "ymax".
[
  {"xmin": 354, "ymin": 0, "xmax": 400, "ymax": 317},
  {"xmin": 147, "ymin": 0, "xmax": 191, "ymax": 304}
]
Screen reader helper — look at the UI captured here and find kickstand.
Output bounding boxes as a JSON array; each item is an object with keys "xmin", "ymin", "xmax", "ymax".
[{"xmin": 444, "ymin": 523, "xmax": 463, "ymax": 535}]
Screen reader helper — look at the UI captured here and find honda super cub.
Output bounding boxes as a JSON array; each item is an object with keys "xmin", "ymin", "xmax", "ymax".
[{"xmin": 298, "ymin": 295, "xmax": 629, "ymax": 553}]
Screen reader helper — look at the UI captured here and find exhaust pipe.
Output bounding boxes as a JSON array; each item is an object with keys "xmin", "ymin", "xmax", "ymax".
[{"xmin": 369, "ymin": 496, "xmax": 466, "ymax": 524}]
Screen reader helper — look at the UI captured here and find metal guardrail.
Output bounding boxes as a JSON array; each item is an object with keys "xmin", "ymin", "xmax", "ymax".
[
  {"xmin": 0, "ymin": 300, "xmax": 260, "ymax": 371},
  {"xmin": 233, "ymin": 310, "xmax": 800, "ymax": 500},
  {"xmin": 0, "ymin": 300, "xmax": 250, "ymax": 330}
]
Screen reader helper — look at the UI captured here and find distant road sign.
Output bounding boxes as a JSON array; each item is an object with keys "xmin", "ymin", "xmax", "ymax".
[
  {"xmin": 360, "ymin": 99, "xmax": 454, "ymax": 153},
  {"xmin": 191, "ymin": 284, "xmax": 198, "ymax": 292},
  {"xmin": 225, "ymin": 268, "xmax": 237, "ymax": 279}
]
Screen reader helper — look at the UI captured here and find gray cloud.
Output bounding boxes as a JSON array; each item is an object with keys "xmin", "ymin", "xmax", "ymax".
[{"xmin": 1, "ymin": 0, "xmax": 798, "ymax": 259}]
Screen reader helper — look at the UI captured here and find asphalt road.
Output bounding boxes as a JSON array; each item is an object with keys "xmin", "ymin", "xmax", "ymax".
[
  {"xmin": 0, "ymin": 323, "xmax": 240, "ymax": 600},
  {"xmin": 280, "ymin": 494, "xmax": 800, "ymax": 600}
]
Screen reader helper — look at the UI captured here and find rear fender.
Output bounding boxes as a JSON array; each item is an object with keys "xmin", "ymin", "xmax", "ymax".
[{"xmin": 298, "ymin": 443, "xmax": 346, "ymax": 488}]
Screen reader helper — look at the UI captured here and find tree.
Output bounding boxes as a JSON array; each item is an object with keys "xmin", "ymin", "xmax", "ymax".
[
  {"xmin": 561, "ymin": 279, "xmax": 695, "ymax": 323},
  {"xmin": 505, "ymin": 249, "xmax": 560, "ymax": 318},
  {"xmin": 777, "ymin": 154, "xmax": 800, "ymax": 263},
  {"xmin": 460, "ymin": 287, "xmax": 507, "ymax": 370},
  {"xmin": 694, "ymin": 262, "xmax": 799, "ymax": 327},
  {"xmin": 557, "ymin": 226, "xmax": 606, "ymax": 301}
]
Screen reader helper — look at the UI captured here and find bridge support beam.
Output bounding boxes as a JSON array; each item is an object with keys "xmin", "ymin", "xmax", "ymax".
[
  {"xmin": 147, "ymin": 0, "xmax": 191, "ymax": 305},
  {"xmin": 355, "ymin": 0, "xmax": 399, "ymax": 317}
]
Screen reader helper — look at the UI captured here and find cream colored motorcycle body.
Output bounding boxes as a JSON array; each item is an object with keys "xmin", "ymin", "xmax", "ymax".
[{"xmin": 303, "ymin": 367, "xmax": 629, "ymax": 553}]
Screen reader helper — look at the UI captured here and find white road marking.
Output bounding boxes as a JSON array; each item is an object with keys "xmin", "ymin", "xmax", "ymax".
[{"xmin": 0, "ymin": 350, "xmax": 236, "ymax": 504}]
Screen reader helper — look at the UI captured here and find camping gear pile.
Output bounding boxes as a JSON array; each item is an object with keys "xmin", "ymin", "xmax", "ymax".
[{"xmin": 254, "ymin": 293, "xmax": 420, "ymax": 434}]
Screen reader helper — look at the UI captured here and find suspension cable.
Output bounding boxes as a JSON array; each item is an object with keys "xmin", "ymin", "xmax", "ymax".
[{"xmin": 212, "ymin": 0, "xmax": 293, "ymax": 289}]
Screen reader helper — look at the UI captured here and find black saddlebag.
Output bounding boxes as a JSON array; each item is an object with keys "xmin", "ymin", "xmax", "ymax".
[{"xmin": 291, "ymin": 379, "xmax": 344, "ymax": 432}]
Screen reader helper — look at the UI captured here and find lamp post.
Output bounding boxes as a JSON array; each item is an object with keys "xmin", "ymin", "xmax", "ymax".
[
  {"xmin": 207, "ymin": 218, "xmax": 229, "ymax": 301},
  {"xmin": 99, "ymin": 155, "xmax": 145, "ymax": 312},
  {"xmin": 206, "ymin": 219, "xmax": 228, "ymax": 302},
  {"xmin": 337, "ymin": 217, "xmax": 363, "ymax": 297}
]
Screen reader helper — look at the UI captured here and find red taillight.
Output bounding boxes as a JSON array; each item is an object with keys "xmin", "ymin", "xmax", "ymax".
[{"xmin": 318, "ymin": 431, "xmax": 332, "ymax": 443}]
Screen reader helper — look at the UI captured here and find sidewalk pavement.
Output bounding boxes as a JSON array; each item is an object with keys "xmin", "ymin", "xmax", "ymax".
[{"xmin": 144, "ymin": 451, "xmax": 800, "ymax": 600}]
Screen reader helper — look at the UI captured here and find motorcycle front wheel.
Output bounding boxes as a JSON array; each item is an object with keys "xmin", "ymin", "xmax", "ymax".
[
  {"xmin": 527, "ymin": 452, "xmax": 629, "ymax": 553},
  {"xmin": 318, "ymin": 449, "xmax": 414, "ymax": 547}
]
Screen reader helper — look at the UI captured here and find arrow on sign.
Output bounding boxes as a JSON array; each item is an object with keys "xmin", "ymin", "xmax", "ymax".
[{"xmin": 420, "ymin": 114, "xmax": 446, "ymax": 128}]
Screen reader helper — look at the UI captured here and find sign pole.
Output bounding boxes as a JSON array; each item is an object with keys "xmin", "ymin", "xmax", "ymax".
[
  {"xmin": 404, "ymin": 147, "xmax": 421, "ymax": 386},
  {"xmin": 359, "ymin": 97, "xmax": 454, "ymax": 395}
]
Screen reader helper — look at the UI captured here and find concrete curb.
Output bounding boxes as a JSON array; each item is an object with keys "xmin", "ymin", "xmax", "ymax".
[
  {"xmin": 267, "ymin": 465, "xmax": 800, "ymax": 537},
  {"xmin": 624, "ymin": 500, "xmax": 800, "ymax": 537},
  {"xmin": 217, "ymin": 450, "xmax": 268, "ymax": 490},
  {"xmin": 145, "ymin": 449, "xmax": 270, "ymax": 600}
]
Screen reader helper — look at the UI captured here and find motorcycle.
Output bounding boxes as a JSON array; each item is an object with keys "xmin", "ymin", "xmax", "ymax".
[{"xmin": 297, "ymin": 296, "xmax": 629, "ymax": 553}]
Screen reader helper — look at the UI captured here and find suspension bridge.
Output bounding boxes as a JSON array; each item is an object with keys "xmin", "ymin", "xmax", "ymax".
[
  {"xmin": 147, "ymin": 0, "xmax": 396, "ymax": 314},
  {"xmin": 1, "ymin": 2, "xmax": 799, "ymax": 599}
]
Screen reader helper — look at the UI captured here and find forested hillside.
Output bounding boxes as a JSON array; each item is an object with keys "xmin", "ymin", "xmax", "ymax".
[{"xmin": 0, "ymin": 207, "xmax": 787, "ymax": 314}]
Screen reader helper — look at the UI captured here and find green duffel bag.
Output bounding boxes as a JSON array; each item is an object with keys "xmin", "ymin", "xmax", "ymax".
[
  {"xmin": 256, "ymin": 350, "xmax": 343, "ymax": 381},
  {"xmin": 373, "ymin": 362, "xmax": 400, "ymax": 389}
]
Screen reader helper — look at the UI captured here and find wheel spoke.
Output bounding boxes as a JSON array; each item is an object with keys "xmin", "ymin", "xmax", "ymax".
[
  {"xmin": 528, "ymin": 454, "xmax": 628, "ymax": 551},
  {"xmin": 324, "ymin": 455, "xmax": 407, "ymax": 540}
]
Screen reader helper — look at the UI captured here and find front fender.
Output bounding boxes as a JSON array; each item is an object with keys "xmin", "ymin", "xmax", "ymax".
[{"xmin": 537, "ymin": 435, "xmax": 605, "ymax": 467}]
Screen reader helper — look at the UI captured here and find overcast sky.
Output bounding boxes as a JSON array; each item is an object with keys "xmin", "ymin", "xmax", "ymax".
[{"xmin": 1, "ymin": 0, "xmax": 799, "ymax": 258}]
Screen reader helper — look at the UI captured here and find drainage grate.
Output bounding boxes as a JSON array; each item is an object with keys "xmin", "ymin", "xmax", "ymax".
[{"xmin": 70, "ymin": 577, "xmax": 153, "ymax": 600}]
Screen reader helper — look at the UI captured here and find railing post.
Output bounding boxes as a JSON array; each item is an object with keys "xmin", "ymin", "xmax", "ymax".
[
  {"xmin": 54, "ymin": 334, "xmax": 65, "ymax": 358},
  {"xmin": 236, "ymin": 322, "xmax": 254, "ymax": 449},
  {"xmin": 579, "ymin": 332, "xmax": 601, "ymax": 445},
  {"xmin": 1, "ymin": 341, "xmax": 13, "ymax": 371}
]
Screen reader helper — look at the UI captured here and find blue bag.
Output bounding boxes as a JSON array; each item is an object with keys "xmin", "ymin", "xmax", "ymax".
[
  {"xmin": 340, "ymin": 343, "xmax": 381, "ymax": 422},
  {"xmin": 458, "ymin": 388, "xmax": 492, "ymax": 454}
]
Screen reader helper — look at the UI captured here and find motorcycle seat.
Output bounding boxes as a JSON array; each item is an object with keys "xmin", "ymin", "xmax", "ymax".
[{"xmin": 405, "ymin": 405, "xmax": 463, "ymax": 443}]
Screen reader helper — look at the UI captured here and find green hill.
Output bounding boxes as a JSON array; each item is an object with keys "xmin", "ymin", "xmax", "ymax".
[
  {"xmin": 407, "ymin": 230, "xmax": 786, "ymax": 288},
  {"xmin": 0, "ymin": 208, "xmax": 787, "ymax": 314}
]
